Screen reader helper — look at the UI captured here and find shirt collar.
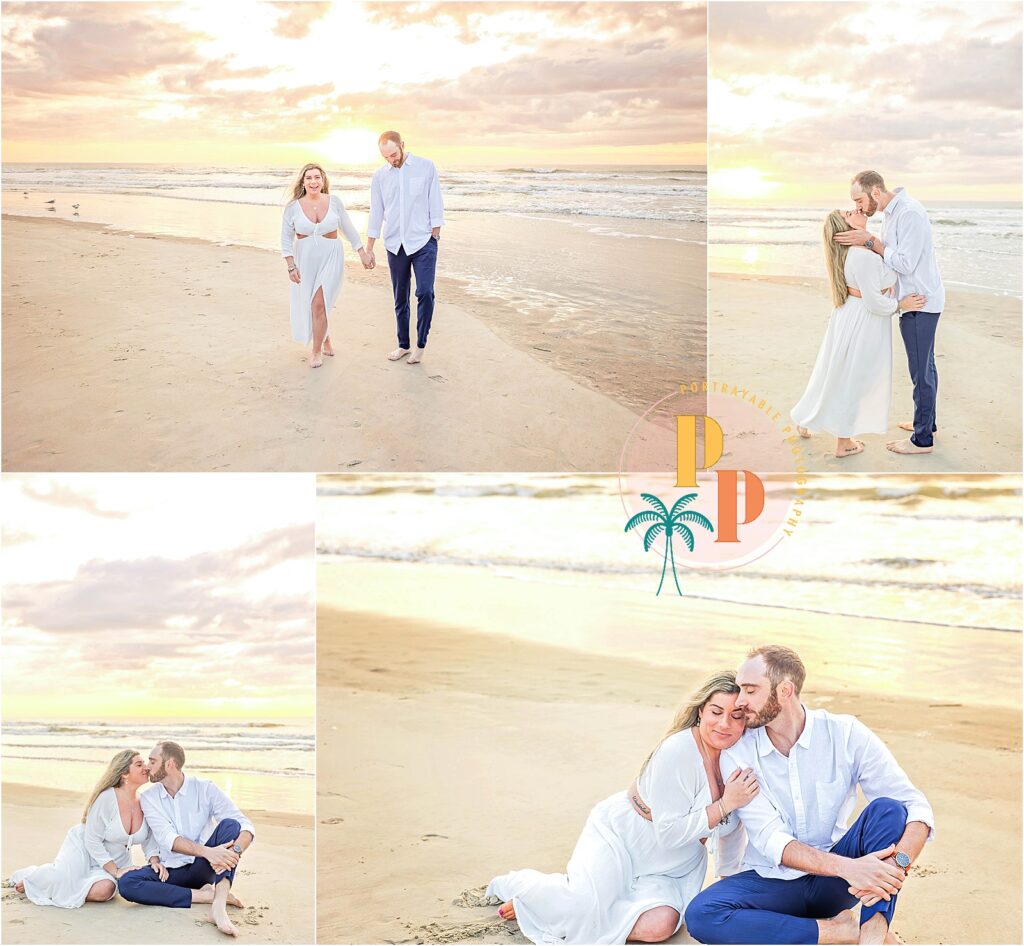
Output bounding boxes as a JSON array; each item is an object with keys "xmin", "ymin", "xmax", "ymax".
[
  {"xmin": 157, "ymin": 773, "xmax": 189, "ymax": 798},
  {"xmin": 755, "ymin": 704, "xmax": 814, "ymax": 756},
  {"xmin": 884, "ymin": 187, "xmax": 907, "ymax": 214}
]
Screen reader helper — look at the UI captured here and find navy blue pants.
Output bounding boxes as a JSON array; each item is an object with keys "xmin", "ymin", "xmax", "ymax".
[
  {"xmin": 118, "ymin": 819, "xmax": 241, "ymax": 908},
  {"xmin": 898, "ymin": 311, "xmax": 940, "ymax": 448},
  {"xmin": 684, "ymin": 798, "xmax": 908, "ymax": 944},
  {"xmin": 387, "ymin": 237, "xmax": 438, "ymax": 350}
]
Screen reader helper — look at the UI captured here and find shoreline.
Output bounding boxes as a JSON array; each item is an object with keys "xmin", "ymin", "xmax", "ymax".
[
  {"xmin": 1, "ymin": 782, "xmax": 314, "ymax": 944},
  {"xmin": 2, "ymin": 215, "xmax": 659, "ymax": 472},
  {"xmin": 317, "ymin": 579, "xmax": 1022, "ymax": 945},
  {"xmin": 2, "ymin": 204, "xmax": 704, "ymax": 418}
]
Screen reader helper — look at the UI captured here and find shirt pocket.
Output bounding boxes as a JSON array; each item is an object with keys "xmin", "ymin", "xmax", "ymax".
[{"xmin": 408, "ymin": 176, "xmax": 427, "ymax": 197}]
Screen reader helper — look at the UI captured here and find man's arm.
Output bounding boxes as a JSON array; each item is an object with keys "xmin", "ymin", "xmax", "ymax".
[
  {"xmin": 428, "ymin": 161, "xmax": 444, "ymax": 238},
  {"xmin": 780, "ymin": 838, "xmax": 906, "ymax": 900},
  {"xmin": 208, "ymin": 782, "xmax": 255, "ymax": 852},
  {"xmin": 366, "ymin": 171, "xmax": 384, "ymax": 255}
]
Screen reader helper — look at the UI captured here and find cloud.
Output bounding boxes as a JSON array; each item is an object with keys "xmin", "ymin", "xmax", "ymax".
[
  {"xmin": 21, "ymin": 481, "xmax": 129, "ymax": 518},
  {"xmin": 270, "ymin": 1, "xmax": 332, "ymax": 39},
  {"xmin": 3, "ymin": 523, "xmax": 314, "ymax": 636}
]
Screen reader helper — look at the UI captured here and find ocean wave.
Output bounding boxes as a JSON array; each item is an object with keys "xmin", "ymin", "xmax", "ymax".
[{"xmin": 0, "ymin": 752, "xmax": 313, "ymax": 778}]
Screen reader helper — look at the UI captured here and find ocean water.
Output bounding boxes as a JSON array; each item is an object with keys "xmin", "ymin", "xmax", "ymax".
[
  {"xmin": 317, "ymin": 473, "xmax": 1022, "ymax": 634},
  {"xmin": 709, "ymin": 203, "xmax": 1022, "ymax": 297},
  {"xmin": 1, "ymin": 720, "xmax": 313, "ymax": 815}
]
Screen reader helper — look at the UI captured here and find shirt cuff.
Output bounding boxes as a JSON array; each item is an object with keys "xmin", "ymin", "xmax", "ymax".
[
  {"xmin": 367, "ymin": 228, "xmax": 381, "ymax": 239},
  {"xmin": 905, "ymin": 803, "xmax": 935, "ymax": 840},
  {"xmin": 765, "ymin": 830, "xmax": 799, "ymax": 867}
]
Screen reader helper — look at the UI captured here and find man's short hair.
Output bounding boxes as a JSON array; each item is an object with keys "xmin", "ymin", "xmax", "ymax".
[
  {"xmin": 378, "ymin": 130, "xmax": 402, "ymax": 148},
  {"xmin": 747, "ymin": 644, "xmax": 806, "ymax": 696},
  {"xmin": 851, "ymin": 170, "xmax": 886, "ymax": 193},
  {"xmin": 157, "ymin": 741, "xmax": 186, "ymax": 770}
]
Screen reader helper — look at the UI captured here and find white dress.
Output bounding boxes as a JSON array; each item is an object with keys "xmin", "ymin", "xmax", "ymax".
[
  {"xmin": 791, "ymin": 247, "xmax": 899, "ymax": 437},
  {"xmin": 9, "ymin": 788, "xmax": 154, "ymax": 908},
  {"xmin": 280, "ymin": 194, "xmax": 364, "ymax": 344},
  {"xmin": 486, "ymin": 730, "xmax": 746, "ymax": 945}
]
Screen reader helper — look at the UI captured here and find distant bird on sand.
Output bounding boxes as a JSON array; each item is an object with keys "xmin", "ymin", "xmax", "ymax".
[
  {"xmin": 44, "ymin": 199, "xmax": 56, "ymax": 204},
  {"xmin": 72, "ymin": 203, "xmax": 80, "ymax": 209},
  {"xmin": 73, "ymin": 212, "xmax": 80, "ymax": 217},
  {"xmin": 46, "ymin": 206, "xmax": 56, "ymax": 212}
]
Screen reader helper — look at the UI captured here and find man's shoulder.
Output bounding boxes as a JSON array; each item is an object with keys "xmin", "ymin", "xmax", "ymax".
[
  {"xmin": 410, "ymin": 154, "xmax": 436, "ymax": 170},
  {"xmin": 724, "ymin": 727, "xmax": 760, "ymax": 760}
]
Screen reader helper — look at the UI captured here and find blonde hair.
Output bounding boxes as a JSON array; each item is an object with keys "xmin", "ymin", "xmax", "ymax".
[
  {"xmin": 638, "ymin": 671, "xmax": 740, "ymax": 779},
  {"xmin": 290, "ymin": 163, "xmax": 330, "ymax": 202},
  {"xmin": 823, "ymin": 210, "xmax": 852, "ymax": 308},
  {"xmin": 82, "ymin": 750, "xmax": 139, "ymax": 823}
]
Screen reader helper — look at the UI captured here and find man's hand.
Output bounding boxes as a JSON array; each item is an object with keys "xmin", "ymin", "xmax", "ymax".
[
  {"xmin": 837, "ymin": 845, "xmax": 906, "ymax": 901},
  {"xmin": 204, "ymin": 842, "xmax": 240, "ymax": 873},
  {"xmin": 431, "ymin": 227, "xmax": 441, "ymax": 240},
  {"xmin": 850, "ymin": 855, "xmax": 909, "ymax": 905},
  {"xmin": 834, "ymin": 229, "xmax": 872, "ymax": 246},
  {"xmin": 149, "ymin": 859, "xmax": 169, "ymax": 882}
]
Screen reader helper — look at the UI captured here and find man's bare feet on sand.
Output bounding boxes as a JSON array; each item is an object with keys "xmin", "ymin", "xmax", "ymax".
[
  {"xmin": 898, "ymin": 422, "xmax": 936, "ymax": 437},
  {"xmin": 797, "ymin": 426, "xmax": 811, "ymax": 438},
  {"xmin": 192, "ymin": 886, "xmax": 215, "ymax": 904},
  {"xmin": 498, "ymin": 901, "xmax": 517, "ymax": 921},
  {"xmin": 199, "ymin": 884, "xmax": 244, "ymax": 908},
  {"xmin": 816, "ymin": 907, "xmax": 859, "ymax": 944},
  {"xmin": 309, "ymin": 351, "xmax": 323, "ymax": 368},
  {"xmin": 388, "ymin": 347, "xmax": 410, "ymax": 361},
  {"xmin": 205, "ymin": 908, "xmax": 238, "ymax": 937},
  {"xmin": 408, "ymin": 347, "xmax": 425, "ymax": 365},
  {"xmin": 885, "ymin": 437, "xmax": 932, "ymax": 454},
  {"xmin": 835, "ymin": 439, "xmax": 864, "ymax": 458},
  {"xmin": 322, "ymin": 337, "xmax": 335, "ymax": 356}
]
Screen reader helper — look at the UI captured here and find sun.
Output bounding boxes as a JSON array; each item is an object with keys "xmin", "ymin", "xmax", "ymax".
[
  {"xmin": 709, "ymin": 167, "xmax": 782, "ymax": 202},
  {"xmin": 319, "ymin": 129, "xmax": 380, "ymax": 167}
]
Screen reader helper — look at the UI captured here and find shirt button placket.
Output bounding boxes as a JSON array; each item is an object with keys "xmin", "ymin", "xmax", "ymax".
[{"xmin": 790, "ymin": 753, "xmax": 806, "ymax": 836}]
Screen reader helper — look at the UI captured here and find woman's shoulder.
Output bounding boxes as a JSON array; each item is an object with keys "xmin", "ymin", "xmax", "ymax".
[
  {"xmin": 651, "ymin": 728, "xmax": 700, "ymax": 766},
  {"xmin": 92, "ymin": 787, "xmax": 117, "ymax": 812}
]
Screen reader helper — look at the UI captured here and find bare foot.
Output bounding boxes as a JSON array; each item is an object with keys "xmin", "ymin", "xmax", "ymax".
[
  {"xmin": 322, "ymin": 337, "xmax": 335, "ymax": 357},
  {"xmin": 191, "ymin": 886, "xmax": 215, "ymax": 904},
  {"xmin": 388, "ymin": 347, "xmax": 410, "ymax": 361},
  {"xmin": 408, "ymin": 347, "xmax": 425, "ymax": 365},
  {"xmin": 817, "ymin": 907, "xmax": 859, "ymax": 944},
  {"xmin": 898, "ymin": 422, "xmax": 936, "ymax": 437},
  {"xmin": 834, "ymin": 439, "xmax": 864, "ymax": 458},
  {"xmin": 884, "ymin": 930, "xmax": 904, "ymax": 944},
  {"xmin": 199, "ymin": 885, "xmax": 244, "ymax": 908},
  {"xmin": 797, "ymin": 426, "xmax": 811, "ymax": 438},
  {"xmin": 885, "ymin": 437, "xmax": 932, "ymax": 455},
  {"xmin": 205, "ymin": 908, "xmax": 239, "ymax": 937},
  {"xmin": 309, "ymin": 351, "xmax": 323, "ymax": 368},
  {"xmin": 498, "ymin": 901, "xmax": 517, "ymax": 921}
]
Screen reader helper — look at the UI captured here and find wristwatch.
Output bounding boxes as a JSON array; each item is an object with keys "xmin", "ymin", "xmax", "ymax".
[
  {"xmin": 232, "ymin": 844, "xmax": 243, "ymax": 855},
  {"xmin": 865, "ymin": 238, "xmax": 875, "ymax": 250},
  {"xmin": 893, "ymin": 851, "xmax": 911, "ymax": 873}
]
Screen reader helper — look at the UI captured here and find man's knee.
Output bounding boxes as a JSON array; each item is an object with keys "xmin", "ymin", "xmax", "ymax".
[
  {"xmin": 684, "ymin": 893, "xmax": 721, "ymax": 944},
  {"xmin": 864, "ymin": 796, "xmax": 908, "ymax": 830},
  {"xmin": 415, "ymin": 289, "xmax": 434, "ymax": 302},
  {"xmin": 116, "ymin": 869, "xmax": 150, "ymax": 902},
  {"xmin": 210, "ymin": 818, "xmax": 241, "ymax": 845}
]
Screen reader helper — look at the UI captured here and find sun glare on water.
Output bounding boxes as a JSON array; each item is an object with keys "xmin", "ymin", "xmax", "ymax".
[
  {"xmin": 709, "ymin": 167, "xmax": 781, "ymax": 201},
  {"xmin": 319, "ymin": 129, "xmax": 380, "ymax": 168}
]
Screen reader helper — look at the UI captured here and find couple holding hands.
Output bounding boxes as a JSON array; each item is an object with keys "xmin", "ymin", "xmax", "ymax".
[{"xmin": 280, "ymin": 130, "xmax": 444, "ymax": 368}]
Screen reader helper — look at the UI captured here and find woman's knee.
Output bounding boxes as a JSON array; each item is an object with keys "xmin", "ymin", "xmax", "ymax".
[
  {"xmin": 86, "ymin": 879, "xmax": 117, "ymax": 902},
  {"xmin": 630, "ymin": 906, "xmax": 679, "ymax": 943}
]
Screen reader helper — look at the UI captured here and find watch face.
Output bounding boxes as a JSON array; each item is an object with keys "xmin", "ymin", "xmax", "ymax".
[
  {"xmin": 895, "ymin": 851, "xmax": 911, "ymax": 869},
  {"xmin": 232, "ymin": 845, "xmax": 242, "ymax": 854}
]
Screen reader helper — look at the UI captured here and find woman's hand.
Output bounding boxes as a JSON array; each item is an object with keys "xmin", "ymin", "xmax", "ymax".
[
  {"xmin": 359, "ymin": 247, "xmax": 375, "ymax": 270},
  {"xmin": 149, "ymin": 859, "xmax": 169, "ymax": 882},
  {"xmin": 288, "ymin": 266, "xmax": 301, "ymax": 285},
  {"xmin": 114, "ymin": 866, "xmax": 135, "ymax": 880},
  {"xmin": 721, "ymin": 767, "xmax": 760, "ymax": 814},
  {"xmin": 899, "ymin": 293, "xmax": 927, "ymax": 312}
]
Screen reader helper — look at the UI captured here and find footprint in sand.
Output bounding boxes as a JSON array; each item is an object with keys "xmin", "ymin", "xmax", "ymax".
[{"xmin": 320, "ymin": 817, "xmax": 345, "ymax": 824}]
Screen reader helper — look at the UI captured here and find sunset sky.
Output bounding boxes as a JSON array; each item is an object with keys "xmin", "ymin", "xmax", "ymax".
[
  {"xmin": 709, "ymin": 1, "xmax": 1022, "ymax": 203},
  {"xmin": 2, "ymin": 475, "xmax": 315, "ymax": 720},
  {"xmin": 1, "ymin": 1, "xmax": 706, "ymax": 166}
]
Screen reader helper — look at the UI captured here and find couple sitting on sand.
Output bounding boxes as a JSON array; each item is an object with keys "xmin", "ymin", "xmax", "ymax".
[
  {"xmin": 280, "ymin": 130, "xmax": 444, "ymax": 368},
  {"xmin": 791, "ymin": 171, "xmax": 943, "ymax": 459},
  {"xmin": 8, "ymin": 741, "xmax": 252, "ymax": 938},
  {"xmin": 488, "ymin": 644, "xmax": 932, "ymax": 945}
]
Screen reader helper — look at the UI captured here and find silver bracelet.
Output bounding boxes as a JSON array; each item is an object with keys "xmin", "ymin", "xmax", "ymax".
[{"xmin": 287, "ymin": 266, "xmax": 296, "ymax": 273}]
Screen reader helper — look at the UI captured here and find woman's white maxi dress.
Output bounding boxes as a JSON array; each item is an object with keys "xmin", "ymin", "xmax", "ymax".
[
  {"xmin": 9, "ymin": 788, "xmax": 154, "ymax": 908},
  {"xmin": 791, "ymin": 247, "xmax": 900, "ymax": 437},
  {"xmin": 280, "ymin": 194, "xmax": 363, "ymax": 344},
  {"xmin": 486, "ymin": 730, "xmax": 746, "ymax": 945}
]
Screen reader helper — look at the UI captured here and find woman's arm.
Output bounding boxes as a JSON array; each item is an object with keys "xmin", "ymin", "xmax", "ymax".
[
  {"xmin": 644, "ymin": 735, "xmax": 724, "ymax": 850},
  {"xmin": 334, "ymin": 196, "xmax": 363, "ymax": 251},
  {"xmin": 84, "ymin": 791, "xmax": 123, "ymax": 877},
  {"xmin": 850, "ymin": 250, "xmax": 899, "ymax": 318}
]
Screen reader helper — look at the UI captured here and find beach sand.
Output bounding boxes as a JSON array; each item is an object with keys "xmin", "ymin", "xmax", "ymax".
[
  {"xmin": 1, "ymin": 214, "xmax": 690, "ymax": 472},
  {"xmin": 317, "ymin": 560, "xmax": 1022, "ymax": 945},
  {"xmin": 708, "ymin": 273, "xmax": 1022, "ymax": 472},
  {"xmin": 1, "ymin": 784, "xmax": 314, "ymax": 944}
]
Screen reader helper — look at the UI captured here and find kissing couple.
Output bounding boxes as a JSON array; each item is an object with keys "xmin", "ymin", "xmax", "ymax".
[
  {"xmin": 791, "ymin": 170, "xmax": 944, "ymax": 459},
  {"xmin": 280, "ymin": 130, "xmax": 444, "ymax": 368},
  {"xmin": 487, "ymin": 644, "xmax": 933, "ymax": 945},
  {"xmin": 8, "ymin": 741, "xmax": 254, "ymax": 938}
]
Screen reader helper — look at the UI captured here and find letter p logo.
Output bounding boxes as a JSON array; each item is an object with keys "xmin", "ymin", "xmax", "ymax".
[{"xmin": 676, "ymin": 416, "xmax": 724, "ymax": 488}]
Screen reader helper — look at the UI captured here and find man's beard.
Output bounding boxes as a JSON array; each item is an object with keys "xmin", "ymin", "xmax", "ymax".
[
  {"xmin": 148, "ymin": 764, "xmax": 166, "ymax": 782},
  {"xmin": 865, "ymin": 195, "xmax": 879, "ymax": 216},
  {"xmin": 745, "ymin": 686, "xmax": 782, "ymax": 729}
]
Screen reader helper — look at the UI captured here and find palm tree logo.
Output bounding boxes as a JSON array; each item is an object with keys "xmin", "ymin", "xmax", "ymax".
[{"xmin": 624, "ymin": 493, "xmax": 714, "ymax": 595}]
